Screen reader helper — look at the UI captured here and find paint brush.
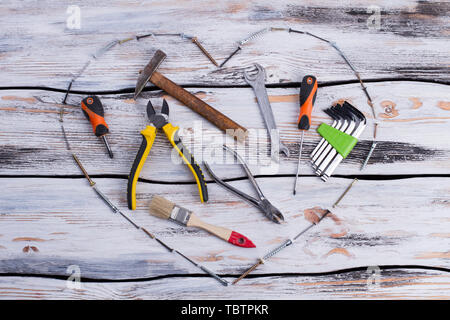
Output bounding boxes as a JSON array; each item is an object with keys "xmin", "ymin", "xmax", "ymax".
[{"xmin": 149, "ymin": 196, "xmax": 256, "ymax": 248}]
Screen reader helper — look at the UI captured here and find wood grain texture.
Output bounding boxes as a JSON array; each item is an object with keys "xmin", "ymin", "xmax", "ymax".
[
  {"xmin": 0, "ymin": 1, "xmax": 449, "ymax": 91},
  {"xmin": 0, "ymin": 269, "xmax": 448, "ymax": 299},
  {"xmin": 0, "ymin": 177, "xmax": 448, "ymax": 279},
  {"xmin": 1, "ymin": 0, "xmax": 449, "ymax": 300},
  {"xmin": 0, "ymin": 81, "xmax": 448, "ymax": 178}
]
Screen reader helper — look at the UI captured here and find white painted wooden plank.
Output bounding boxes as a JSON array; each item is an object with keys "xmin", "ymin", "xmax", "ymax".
[
  {"xmin": 0, "ymin": 269, "xmax": 448, "ymax": 299},
  {"xmin": 0, "ymin": 1, "xmax": 448, "ymax": 90},
  {"xmin": 0, "ymin": 81, "xmax": 449, "ymax": 177},
  {"xmin": 1, "ymin": 0, "xmax": 448, "ymax": 299},
  {"xmin": 0, "ymin": 177, "xmax": 448, "ymax": 279}
]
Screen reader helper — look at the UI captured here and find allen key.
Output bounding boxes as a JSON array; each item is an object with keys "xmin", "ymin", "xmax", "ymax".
[
  {"xmin": 320, "ymin": 105, "xmax": 366, "ymax": 180},
  {"xmin": 316, "ymin": 106, "xmax": 359, "ymax": 177},
  {"xmin": 311, "ymin": 106, "xmax": 350, "ymax": 169},
  {"xmin": 311, "ymin": 104, "xmax": 353, "ymax": 170},
  {"xmin": 310, "ymin": 102, "xmax": 366, "ymax": 181}
]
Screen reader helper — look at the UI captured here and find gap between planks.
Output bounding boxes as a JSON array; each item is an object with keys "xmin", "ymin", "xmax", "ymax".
[
  {"xmin": 1, "ymin": 265, "xmax": 448, "ymax": 284},
  {"xmin": 0, "ymin": 269, "xmax": 449, "ymax": 299},
  {"xmin": 0, "ymin": 77, "xmax": 448, "ymax": 96},
  {"xmin": 1, "ymin": 174, "xmax": 450, "ymax": 183}
]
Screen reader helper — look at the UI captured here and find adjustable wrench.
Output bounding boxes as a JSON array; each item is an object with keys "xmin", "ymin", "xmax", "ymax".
[{"xmin": 244, "ymin": 64, "xmax": 290, "ymax": 162}]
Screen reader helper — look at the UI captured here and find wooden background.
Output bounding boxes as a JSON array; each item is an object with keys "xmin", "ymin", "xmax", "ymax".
[{"xmin": 0, "ymin": 0, "xmax": 449, "ymax": 299}]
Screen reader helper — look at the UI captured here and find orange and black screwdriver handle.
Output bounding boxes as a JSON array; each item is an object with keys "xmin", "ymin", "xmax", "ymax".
[
  {"xmin": 81, "ymin": 96, "xmax": 109, "ymax": 137},
  {"xmin": 297, "ymin": 75, "xmax": 318, "ymax": 130}
]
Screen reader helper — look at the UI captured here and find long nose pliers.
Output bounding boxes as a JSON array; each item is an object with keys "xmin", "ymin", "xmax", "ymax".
[{"xmin": 127, "ymin": 99, "xmax": 208, "ymax": 210}]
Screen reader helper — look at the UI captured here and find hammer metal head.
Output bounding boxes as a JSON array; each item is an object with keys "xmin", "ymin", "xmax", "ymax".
[{"xmin": 134, "ymin": 49, "xmax": 167, "ymax": 99}]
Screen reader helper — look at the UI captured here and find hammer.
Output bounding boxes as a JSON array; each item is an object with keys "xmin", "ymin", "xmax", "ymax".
[{"xmin": 134, "ymin": 50, "xmax": 247, "ymax": 141}]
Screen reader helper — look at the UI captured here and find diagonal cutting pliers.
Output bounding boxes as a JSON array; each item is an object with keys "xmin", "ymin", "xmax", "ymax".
[
  {"xmin": 204, "ymin": 145, "xmax": 284, "ymax": 224},
  {"xmin": 127, "ymin": 99, "xmax": 208, "ymax": 210}
]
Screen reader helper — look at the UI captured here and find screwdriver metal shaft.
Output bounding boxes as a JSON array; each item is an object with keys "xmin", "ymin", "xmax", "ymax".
[
  {"xmin": 293, "ymin": 75, "xmax": 317, "ymax": 195},
  {"xmin": 81, "ymin": 96, "xmax": 114, "ymax": 159},
  {"xmin": 101, "ymin": 136, "xmax": 114, "ymax": 158},
  {"xmin": 293, "ymin": 130, "xmax": 304, "ymax": 195}
]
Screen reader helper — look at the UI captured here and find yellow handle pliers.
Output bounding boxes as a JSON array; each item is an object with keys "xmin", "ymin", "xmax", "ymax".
[{"xmin": 127, "ymin": 99, "xmax": 208, "ymax": 210}]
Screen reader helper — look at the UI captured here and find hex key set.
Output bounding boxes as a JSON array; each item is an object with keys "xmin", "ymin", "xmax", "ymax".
[{"xmin": 311, "ymin": 102, "xmax": 367, "ymax": 181}]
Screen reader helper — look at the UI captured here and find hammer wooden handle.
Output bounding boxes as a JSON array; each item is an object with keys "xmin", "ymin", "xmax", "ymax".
[{"xmin": 150, "ymin": 71, "xmax": 247, "ymax": 141}]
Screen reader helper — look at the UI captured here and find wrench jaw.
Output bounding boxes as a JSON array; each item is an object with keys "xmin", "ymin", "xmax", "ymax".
[
  {"xmin": 279, "ymin": 144, "xmax": 290, "ymax": 158},
  {"xmin": 269, "ymin": 130, "xmax": 290, "ymax": 162},
  {"xmin": 269, "ymin": 145, "xmax": 289, "ymax": 163},
  {"xmin": 243, "ymin": 63, "xmax": 266, "ymax": 84}
]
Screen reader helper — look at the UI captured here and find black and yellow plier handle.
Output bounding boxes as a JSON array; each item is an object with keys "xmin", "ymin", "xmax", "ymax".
[{"xmin": 127, "ymin": 122, "xmax": 208, "ymax": 210}]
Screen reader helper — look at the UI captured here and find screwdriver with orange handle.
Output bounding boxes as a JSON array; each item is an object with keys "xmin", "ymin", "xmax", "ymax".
[
  {"xmin": 293, "ymin": 75, "xmax": 318, "ymax": 195},
  {"xmin": 81, "ymin": 96, "xmax": 114, "ymax": 158}
]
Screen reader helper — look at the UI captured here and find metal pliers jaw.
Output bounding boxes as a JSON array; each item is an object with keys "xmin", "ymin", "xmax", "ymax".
[
  {"xmin": 127, "ymin": 99, "xmax": 208, "ymax": 210},
  {"xmin": 204, "ymin": 145, "xmax": 284, "ymax": 224},
  {"xmin": 147, "ymin": 99, "xmax": 169, "ymax": 128}
]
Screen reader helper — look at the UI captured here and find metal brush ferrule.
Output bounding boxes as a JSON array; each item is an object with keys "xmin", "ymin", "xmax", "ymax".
[{"xmin": 170, "ymin": 206, "xmax": 192, "ymax": 226}]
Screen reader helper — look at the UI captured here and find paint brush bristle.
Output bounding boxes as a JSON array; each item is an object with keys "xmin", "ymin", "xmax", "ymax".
[{"xmin": 149, "ymin": 196, "xmax": 175, "ymax": 220}]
